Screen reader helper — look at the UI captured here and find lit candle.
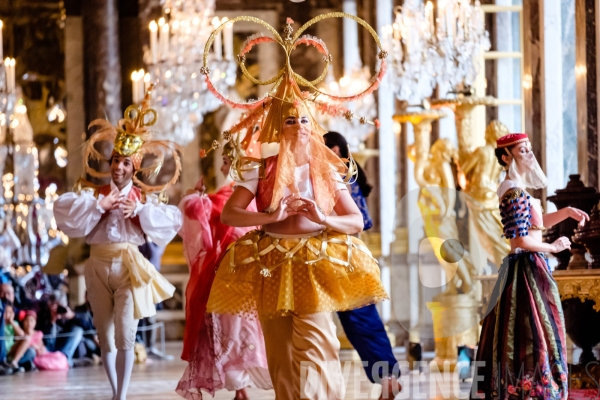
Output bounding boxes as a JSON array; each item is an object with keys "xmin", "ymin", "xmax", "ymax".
[
  {"xmin": 4, "ymin": 58, "xmax": 9, "ymax": 92},
  {"xmin": 149, "ymin": 21, "xmax": 158, "ymax": 64},
  {"xmin": 161, "ymin": 23, "xmax": 170, "ymax": 61},
  {"xmin": 0, "ymin": 21, "xmax": 3, "ymax": 61},
  {"xmin": 158, "ymin": 18, "xmax": 166, "ymax": 60},
  {"xmin": 464, "ymin": 9, "xmax": 470, "ymax": 40},
  {"xmin": 447, "ymin": 3, "xmax": 454, "ymax": 39},
  {"xmin": 425, "ymin": 2, "xmax": 434, "ymax": 37},
  {"xmin": 212, "ymin": 17, "xmax": 222, "ymax": 61},
  {"xmin": 131, "ymin": 71, "xmax": 139, "ymax": 103},
  {"xmin": 138, "ymin": 69, "xmax": 145, "ymax": 101},
  {"xmin": 392, "ymin": 21, "xmax": 400, "ymax": 41},
  {"xmin": 437, "ymin": 2, "xmax": 445, "ymax": 37},
  {"xmin": 223, "ymin": 18, "xmax": 234, "ymax": 61},
  {"xmin": 144, "ymin": 73, "xmax": 151, "ymax": 93},
  {"xmin": 7, "ymin": 58, "xmax": 15, "ymax": 93},
  {"xmin": 458, "ymin": 4, "xmax": 465, "ymax": 40}
]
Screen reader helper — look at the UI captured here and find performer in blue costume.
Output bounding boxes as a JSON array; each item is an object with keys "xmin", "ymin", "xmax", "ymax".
[{"xmin": 324, "ymin": 132, "xmax": 401, "ymax": 398}]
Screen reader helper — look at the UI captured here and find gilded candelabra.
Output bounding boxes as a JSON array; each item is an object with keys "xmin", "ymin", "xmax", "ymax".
[{"xmin": 431, "ymin": 95, "xmax": 498, "ymax": 163}]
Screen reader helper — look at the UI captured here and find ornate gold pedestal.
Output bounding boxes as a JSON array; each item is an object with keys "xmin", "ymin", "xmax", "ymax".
[
  {"xmin": 554, "ymin": 269, "xmax": 600, "ymax": 391},
  {"xmin": 431, "ymin": 96, "xmax": 498, "ymax": 162},
  {"xmin": 393, "ymin": 109, "xmax": 446, "ymax": 349},
  {"xmin": 393, "ymin": 109, "xmax": 446, "ymax": 188},
  {"xmin": 554, "ymin": 270, "xmax": 600, "ymax": 312},
  {"xmin": 426, "ymin": 294, "xmax": 480, "ymax": 371}
]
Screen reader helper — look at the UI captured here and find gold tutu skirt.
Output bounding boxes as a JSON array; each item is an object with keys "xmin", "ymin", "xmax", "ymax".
[{"xmin": 206, "ymin": 229, "xmax": 389, "ymax": 319}]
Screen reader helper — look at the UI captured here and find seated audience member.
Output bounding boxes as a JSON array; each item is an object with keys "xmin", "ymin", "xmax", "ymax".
[
  {"xmin": 22, "ymin": 310, "xmax": 69, "ymax": 371},
  {"xmin": 2, "ymin": 304, "xmax": 37, "ymax": 374},
  {"xmin": 73, "ymin": 295, "xmax": 101, "ymax": 361},
  {"xmin": 36, "ymin": 292, "xmax": 84, "ymax": 367},
  {"xmin": 1, "ymin": 277, "xmax": 31, "ymax": 311},
  {"xmin": 0, "ymin": 299, "xmax": 7, "ymax": 374},
  {"xmin": 0, "ymin": 283, "xmax": 16, "ymax": 311}
]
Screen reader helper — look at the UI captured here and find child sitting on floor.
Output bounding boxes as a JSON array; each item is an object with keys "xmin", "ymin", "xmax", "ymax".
[
  {"xmin": 13, "ymin": 310, "xmax": 69, "ymax": 371},
  {"xmin": 3, "ymin": 303, "xmax": 36, "ymax": 373}
]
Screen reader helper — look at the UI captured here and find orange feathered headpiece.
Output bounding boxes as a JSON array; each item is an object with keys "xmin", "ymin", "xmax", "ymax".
[
  {"xmin": 78, "ymin": 85, "xmax": 182, "ymax": 196},
  {"xmin": 199, "ymin": 14, "xmax": 387, "ymax": 213}
]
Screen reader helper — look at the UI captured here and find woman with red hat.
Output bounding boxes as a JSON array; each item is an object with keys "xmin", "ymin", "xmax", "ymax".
[{"xmin": 471, "ymin": 133, "xmax": 589, "ymax": 400}]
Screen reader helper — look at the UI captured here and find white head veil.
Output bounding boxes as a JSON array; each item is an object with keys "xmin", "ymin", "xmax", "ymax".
[{"xmin": 506, "ymin": 148, "xmax": 548, "ymax": 190}]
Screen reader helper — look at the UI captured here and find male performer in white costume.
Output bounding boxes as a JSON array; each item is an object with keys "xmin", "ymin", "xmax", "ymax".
[{"xmin": 54, "ymin": 91, "xmax": 182, "ymax": 400}]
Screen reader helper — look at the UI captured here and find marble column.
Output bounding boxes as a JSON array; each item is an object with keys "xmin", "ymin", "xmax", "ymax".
[
  {"xmin": 561, "ymin": 0, "xmax": 578, "ymax": 187},
  {"xmin": 495, "ymin": 0, "xmax": 517, "ymax": 132},
  {"xmin": 522, "ymin": 0, "xmax": 545, "ymax": 201},
  {"xmin": 376, "ymin": 0, "xmax": 395, "ymax": 330},
  {"xmin": 63, "ymin": 3, "xmax": 88, "ymax": 268},
  {"xmin": 404, "ymin": 123, "xmax": 424, "ymax": 344},
  {"xmin": 64, "ymin": 15, "xmax": 85, "ymax": 189},
  {"xmin": 543, "ymin": 0, "xmax": 565, "ymax": 208},
  {"xmin": 82, "ymin": 0, "xmax": 122, "ymax": 126},
  {"xmin": 575, "ymin": 0, "xmax": 599, "ymax": 190},
  {"xmin": 376, "ymin": 0, "xmax": 395, "ymax": 259},
  {"xmin": 343, "ymin": 0, "xmax": 361, "ymax": 75},
  {"xmin": 119, "ymin": 0, "xmax": 143, "ymax": 109}
]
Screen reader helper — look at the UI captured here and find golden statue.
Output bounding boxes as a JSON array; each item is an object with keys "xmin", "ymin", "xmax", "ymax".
[
  {"xmin": 418, "ymin": 138, "xmax": 476, "ymax": 296},
  {"xmin": 459, "ymin": 120, "xmax": 510, "ymax": 267}
]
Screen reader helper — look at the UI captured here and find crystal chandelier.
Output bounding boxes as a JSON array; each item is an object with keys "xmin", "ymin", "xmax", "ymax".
[
  {"xmin": 316, "ymin": 0, "xmax": 378, "ymax": 152},
  {"xmin": 0, "ymin": 30, "xmax": 66, "ymax": 271},
  {"xmin": 387, "ymin": 0, "xmax": 438, "ymax": 103},
  {"xmin": 318, "ymin": 68, "xmax": 377, "ymax": 152},
  {"xmin": 386, "ymin": 0, "xmax": 490, "ymax": 102},
  {"xmin": 434, "ymin": 0, "xmax": 490, "ymax": 91},
  {"xmin": 136, "ymin": 0, "xmax": 237, "ymax": 145}
]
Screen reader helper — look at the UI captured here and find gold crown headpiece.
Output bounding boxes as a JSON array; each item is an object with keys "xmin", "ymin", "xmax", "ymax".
[
  {"xmin": 199, "ymin": 13, "xmax": 387, "ymax": 158},
  {"xmin": 78, "ymin": 84, "xmax": 183, "ymax": 197}
]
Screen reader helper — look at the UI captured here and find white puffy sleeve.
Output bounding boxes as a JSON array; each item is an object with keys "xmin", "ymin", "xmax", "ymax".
[
  {"xmin": 53, "ymin": 191, "xmax": 105, "ymax": 238},
  {"xmin": 138, "ymin": 195, "xmax": 183, "ymax": 247},
  {"xmin": 332, "ymin": 170, "xmax": 349, "ymax": 192},
  {"xmin": 233, "ymin": 164, "xmax": 259, "ymax": 195}
]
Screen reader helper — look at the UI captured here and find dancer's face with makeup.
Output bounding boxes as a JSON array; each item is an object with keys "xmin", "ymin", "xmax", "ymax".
[
  {"xmin": 502, "ymin": 141, "xmax": 535, "ymax": 174},
  {"xmin": 282, "ymin": 115, "xmax": 311, "ymax": 148},
  {"xmin": 110, "ymin": 155, "xmax": 135, "ymax": 189}
]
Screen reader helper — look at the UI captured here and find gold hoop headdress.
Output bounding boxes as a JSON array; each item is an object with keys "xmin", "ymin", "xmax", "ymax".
[
  {"xmin": 199, "ymin": 14, "xmax": 386, "ymax": 213},
  {"xmin": 77, "ymin": 84, "xmax": 183, "ymax": 197},
  {"xmin": 200, "ymin": 13, "xmax": 386, "ymax": 150}
]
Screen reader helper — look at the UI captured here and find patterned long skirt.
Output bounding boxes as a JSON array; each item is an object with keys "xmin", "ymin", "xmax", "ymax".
[{"xmin": 471, "ymin": 252, "xmax": 568, "ymax": 400}]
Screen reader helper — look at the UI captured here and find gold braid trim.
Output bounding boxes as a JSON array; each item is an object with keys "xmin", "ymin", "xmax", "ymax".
[
  {"xmin": 500, "ymin": 187, "xmax": 528, "ymax": 203},
  {"xmin": 228, "ymin": 230, "xmax": 376, "ymax": 278}
]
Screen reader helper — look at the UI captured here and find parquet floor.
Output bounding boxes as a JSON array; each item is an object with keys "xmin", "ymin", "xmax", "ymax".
[{"xmin": 0, "ymin": 343, "xmax": 473, "ymax": 400}]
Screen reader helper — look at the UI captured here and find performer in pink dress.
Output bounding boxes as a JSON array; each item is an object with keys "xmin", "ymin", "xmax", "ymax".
[{"xmin": 176, "ymin": 142, "xmax": 271, "ymax": 400}]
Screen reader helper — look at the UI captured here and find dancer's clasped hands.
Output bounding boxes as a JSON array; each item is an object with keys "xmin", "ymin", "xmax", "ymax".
[
  {"xmin": 269, "ymin": 196, "xmax": 297, "ymax": 222},
  {"xmin": 98, "ymin": 188, "xmax": 121, "ymax": 211},
  {"xmin": 270, "ymin": 195, "xmax": 326, "ymax": 225},
  {"xmin": 121, "ymin": 198, "xmax": 138, "ymax": 218},
  {"xmin": 293, "ymin": 197, "xmax": 326, "ymax": 224},
  {"xmin": 98, "ymin": 188, "xmax": 140, "ymax": 218}
]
